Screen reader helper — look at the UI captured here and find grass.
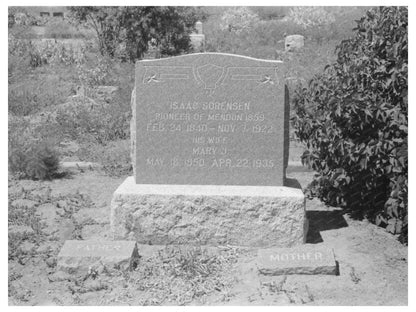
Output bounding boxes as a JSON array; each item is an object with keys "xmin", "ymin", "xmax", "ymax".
[
  {"xmin": 120, "ymin": 246, "xmax": 238, "ymax": 305},
  {"xmin": 9, "ymin": 27, "xmax": 134, "ymax": 178}
]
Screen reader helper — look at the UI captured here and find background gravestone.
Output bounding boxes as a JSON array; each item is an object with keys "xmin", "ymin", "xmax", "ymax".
[
  {"xmin": 190, "ymin": 21, "xmax": 205, "ymax": 51},
  {"xmin": 285, "ymin": 35, "xmax": 305, "ymax": 52},
  {"xmin": 132, "ymin": 53, "xmax": 288, "ymax": 186}
]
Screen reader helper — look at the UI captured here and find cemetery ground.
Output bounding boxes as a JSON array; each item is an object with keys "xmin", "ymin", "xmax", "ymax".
[
  {"xmin": 8, "ymin": 8, "xmax": 407, "ymax": 305},
  {"xmin": 8, "ymin": 147, "xmax": 408, "ymax": 305},
  {"xmin": 9, "ymin": 52, "xmax": 408, "ymax": 307}
]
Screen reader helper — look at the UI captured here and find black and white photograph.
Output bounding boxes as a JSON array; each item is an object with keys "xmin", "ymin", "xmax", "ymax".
[{"xmin": 5, "ymin": 1, "xmax": 410, "ymax": 307}]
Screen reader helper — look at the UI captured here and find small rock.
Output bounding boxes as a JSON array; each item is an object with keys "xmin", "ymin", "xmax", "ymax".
[
  {"xmin": 46, "ymin": 257, "xmax": 57, "ymax": 268},
  {"xmin": 95, "ymin": 86, "xmax": 119, "ymax": 102},
  {"xmin": 37, "ymin": 244, "xmax": 51, "ymax": 254},
  {"xmin": 83, "ymin": 279, "xmax": 107, "ymax": 292},
  {"xmin": 48, "ymin": 271, "xmax": 72, "ymax": 282},
  {"xmin": 21, "ymin": 241, "xmax": 36, "ymax": 253},
  {"xmin": 59, "ymin": 219, "xmax": 75, "ymax": 241},
  {"xmin": 56, "ymin": 200, "xmax": 68, "ymax": 209},
  {"xmin": 37, "ymin": 203, "xmax": 57, "ymax": 224}
]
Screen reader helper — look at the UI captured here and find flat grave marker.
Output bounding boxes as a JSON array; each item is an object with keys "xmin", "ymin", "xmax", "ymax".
[
  {"xmin": 57, "ymin": 240, "xmax": 139, "ymax": 273},
  {"xmin": 257, "ymin": 244, "xmax": 337, "ymax": 275}
]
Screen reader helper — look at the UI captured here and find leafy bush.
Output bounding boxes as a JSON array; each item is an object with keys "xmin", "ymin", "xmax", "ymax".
[
  {"xmin": 69, "ymin": 7, "xmax": 199, "ymax": 61},
  {"xmin": 292, "ymin": 7, "xmax": 408, "ymax": 243},
  {"xmin": 287, "ymin": 7, "xmax": 335, "ymax": 28},
  {"xmin": 219, "ymin": 7, "xmax": 259, "ymax": 33},
  {"xmin": 9, "ymin": 140, "xmax": 61, "ymax": 180}
]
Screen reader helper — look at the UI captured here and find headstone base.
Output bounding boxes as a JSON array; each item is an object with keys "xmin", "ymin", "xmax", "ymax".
[{"xmin": 110, "ymin": 177, "xmax": 307, "ymax": 247}]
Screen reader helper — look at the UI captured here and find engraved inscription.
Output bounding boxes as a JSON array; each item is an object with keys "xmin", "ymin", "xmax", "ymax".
[
  {"xmin": 143, "ymin": 97, "xmax": 278, "ymax": 171},
  {"xmin": 76, "ymin": 244, "xmax": 122, "ymax": 252},
  {"xmin": 135, "ymin": 54, "xmax": 286, "ymax": 186},
  {"xmin": 269, "ymin": 252, "xmax": 324, "ymax": 262}
]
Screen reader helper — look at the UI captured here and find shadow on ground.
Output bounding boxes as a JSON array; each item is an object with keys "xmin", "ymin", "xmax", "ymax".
[{"xmin": 306, "ymin": 210, "xmax": 348, "ymax": 243}]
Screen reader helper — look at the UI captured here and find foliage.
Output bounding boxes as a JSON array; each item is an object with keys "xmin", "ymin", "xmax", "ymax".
[
  {"xmin": 77, "ymin": 140, "xmax": 132, "ymax": 177},
  {"xmin": 219, "ymin": 7, "xmax": 259, "ymax": 33},
  {"xmin": 249, "ymin": 6, "xmax": 289, "ymax": 20},
  {"xmin": 76, "ymin": 55, "xmax": 110, "ymax": 87},
  {"xmin": 8, "ymin": 7, "xmax": 41, "ymax": 27},
  {"xmin": 127, "ymin": 246, "xmax": 237, "ymax": 305},
  {"xmin": 8, "ymin": 34, "xmax": 85, "ymax": 72},
  {"xmin": 205, "ymin": 18, "xmax": 303, "ymax": 58},
  {"xmin": 8, "ymin": 61, "xmax": 78, "ymax": 116},
  {"xmin": 55, "ymin": 99, "xmax": 130, "ymax": 145},
  {"xmin": 44, "ymin": 19, "xmax": 86, "ymax": 39},
  {"xmin": 205, "ymin": 7, "xmax": 369, "ymax": 54},
  {"xmin": 9, "ymin": 138, "xmax": 61, "ymax": 180},
  {"xmin": 287, "ymin": 7, "xmax": 335, "ymax": 28},
  {"xmin": 292, "ymin": 7, "xmax": 408, "ymax": 242},
  {"xmin": 54, "ymin": 55, "xmax": 132, "ymax": 146},
  {"xmin": 68, "ymin": 6, "xmax": 200, "ymax": 61}
]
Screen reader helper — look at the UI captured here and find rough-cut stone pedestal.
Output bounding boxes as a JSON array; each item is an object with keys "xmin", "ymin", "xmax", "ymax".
[{"xmin": 110, "ymin": 177, "xmax": 307, "ymax": 247}]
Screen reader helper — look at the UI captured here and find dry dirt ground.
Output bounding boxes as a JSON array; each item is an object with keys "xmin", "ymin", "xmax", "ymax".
[{"xmin": 8, "ymin": 166, "xmax": 408, "ymax": 306}]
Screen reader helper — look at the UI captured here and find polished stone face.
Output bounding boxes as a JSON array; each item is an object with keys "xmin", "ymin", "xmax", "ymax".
[{"xmin": 134, "ymin": 53, "xmax": 288, "ymax": 186}]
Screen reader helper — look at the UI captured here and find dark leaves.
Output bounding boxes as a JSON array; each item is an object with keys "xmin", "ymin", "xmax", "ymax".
[{"xmin": 292, "ymin": 6, "xmax": 407, "ymax": 243}]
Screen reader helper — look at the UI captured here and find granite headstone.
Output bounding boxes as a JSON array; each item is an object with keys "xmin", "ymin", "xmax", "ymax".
[{"xmin": 112, "ymin": 53, "xmax": 305, "ymax": 247}]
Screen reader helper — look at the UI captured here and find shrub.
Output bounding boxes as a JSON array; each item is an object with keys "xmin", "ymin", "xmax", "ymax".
[
  {"xmin": 9, "ymin": 140, "xmax": 61, "ymax": 180},
  {"xmin": 287, "ymin": 7, "xmax": 335, "ymax": 28},
  {"xmin": 219, "ymin": 7, "xmax": 259, "ymax": 33},
  {"xmin": 292, "ymin": 7, "xmax": 408, "ymax": 243}
]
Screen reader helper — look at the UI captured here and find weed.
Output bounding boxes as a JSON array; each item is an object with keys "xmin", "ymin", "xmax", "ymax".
[
  {"xmin": 124, "ymin": 246, "xmax": 238, "ymax": 305},
  {"xmin": 9, "ymin": 140, "xmax": 61, "ymax": 181}
]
